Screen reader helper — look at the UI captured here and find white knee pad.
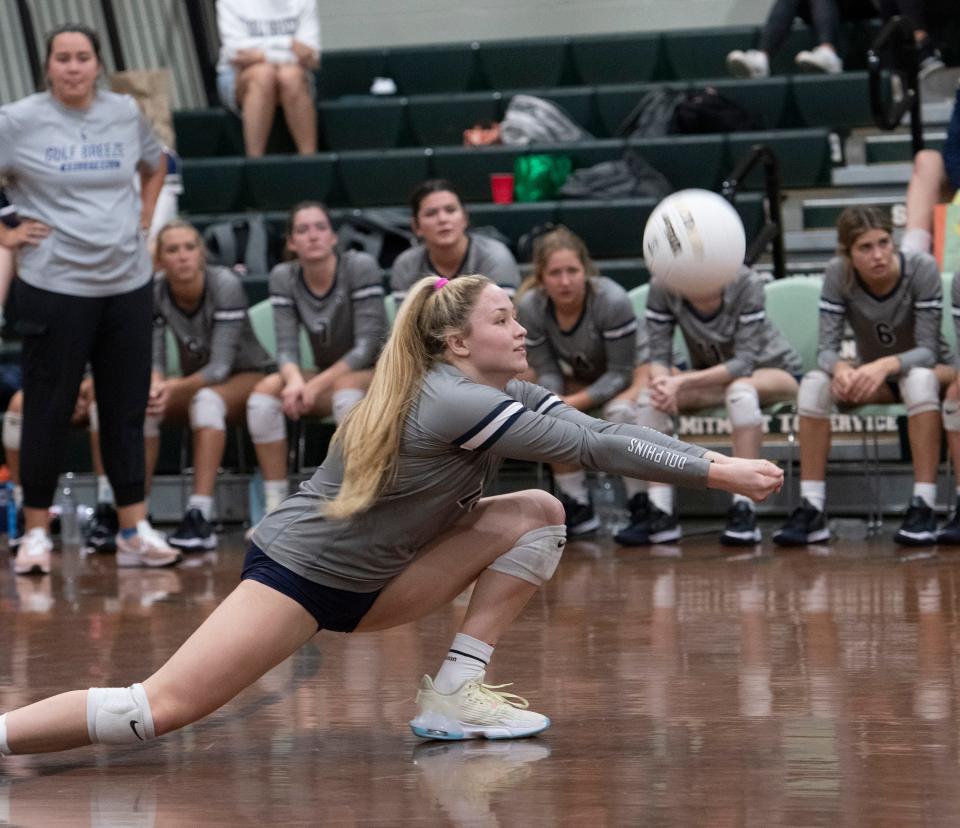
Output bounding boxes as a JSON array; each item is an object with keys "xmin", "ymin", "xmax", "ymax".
[
  {"xmin": 943, "ymin": 398, "xmax": 960, "ymax": 432},
  {"xmin": 331, "ymin": 388, "xmax": 364, "ymax": 424},
  {"xmin": 86, "ymin": 684, "xmax": 156, "ymax": 745},
  {"xmin": 247, "ymin": 392, "xmax": 285, "ymax": 444},
  {"xmin": 636, "ymin": 389, "xmax": 673, "ymax": 434},
  {"xmin": 487, "ymin": 524, "xmax": 567, "ymax": 586},
  {"xmin": 2, "ymin": 410, "xmax": 21, "ymax": 451},
  {"xmin": 0, "ymin": 712, "xmax": 8, "ymax": 755},
  {"xmin": 143, "ymin": 414, "xmax": 162, "ymax": 438},
  {"xmin": 797, "ymin": 370, "xmax": 833, "ymax": 419},
  {"xmin": 724, "ymin": 381, "xmax": 762, "ymax": 429},
  {"xmin": 900, "ymin": 366, "xmax": 940, "ymax": 416},
  {"xmin": 189, "ymin": 387, "xmax": 227, "ymax": 432},
  {"xmin": 602, "ymin": 398, "xmax": 638, "ymax": 424},
  {"xmin": 87, "ymin": 401, "xmax": 99, "ymax": 434}
]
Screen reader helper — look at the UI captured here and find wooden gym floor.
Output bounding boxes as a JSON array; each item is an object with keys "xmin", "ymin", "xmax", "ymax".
[{"xmin": 2, "ymin": 524, "xmax": 960, "ymax": 826}]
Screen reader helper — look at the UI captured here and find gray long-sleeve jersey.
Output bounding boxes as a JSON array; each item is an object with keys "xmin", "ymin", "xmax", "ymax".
[
  {"xmin": 269, "ymin": 251, "xmax": 387, "ymax": 372},
  {"xmin": 517, "ymin": 277, "xmax": 640, "ymax": 405},
  {"xmin": 0, "ymin": 90, "xmax": 162, "ymax": 297},
  {"xmin": 252, "ymin": 362, "xmax": 712, "ymax": 591},
  {"xmin": 152, "ymin": 266, "xmax": 274, "ymax": 384},
  {"xmin": 646, "ymin": 269, "xmax": 801, "ymax": 376},
  {"xmin": 817, "ymin": 252, "xmax": 947, "ymax": 375},
  {"xmin": 390, "ymin": 233, "xmax": 520, "ymax": 303}
]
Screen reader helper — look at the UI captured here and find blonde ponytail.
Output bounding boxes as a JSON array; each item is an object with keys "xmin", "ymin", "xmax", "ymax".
[{"xmin": 324, "ymin": 274, "xmax": 491, "ymax": 519}]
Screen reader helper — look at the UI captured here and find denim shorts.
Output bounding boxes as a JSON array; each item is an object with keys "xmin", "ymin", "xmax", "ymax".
[{"xmin": 241, "ymin": 544, "xmax": 381, "ymax": 632}]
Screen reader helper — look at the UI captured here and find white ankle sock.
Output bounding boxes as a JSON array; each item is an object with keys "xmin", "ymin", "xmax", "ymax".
[
  {"xmin": 800, "ymin": 480, "xmax": 826, "ymax": 512},
  {"xmin": 901, "ymin": 228, "xmax": 932, "ymax": 255},
  {"xmin": 187, "ymin": 495, "xmax": 213, "ymax": 521},
  {"xmin": 12, "ymin": 485, "xmax": 22, "ymax": 509},
  {"xmin": 264, "ymin": 479, "xmax": 289, "ymax": 513},
  {"xmin": 0, "ymin": 712, "xmax": 9, "ymax": 755},
  {"xmin": 623, "ymin": 477, "xmax": 647, "ymax": 499},
  {"xmin": 733, "ymin": 493, "xmax": 755, "ymax": 510},
  {"xmin": 96, "ymin": 475, "xmax": 115, "ymax": 505},
  {"xmin": 433, "ymin": 633, "xmax": 494, "ymax": 693},
  {"xmin": 649, "ymin": 485, "xmax": 674, "ymax": 514},
  {"xmin": 914, "ymin": 482, "xmax": 937, "ymax": 509},
  {"xmin": 555, "ymin": 471, "xmax": 588, "ymax": 504}
]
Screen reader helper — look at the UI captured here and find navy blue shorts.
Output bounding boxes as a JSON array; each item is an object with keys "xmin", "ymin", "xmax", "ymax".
[{"xmin": 241, "ymin": 544, "xmax": 381, "ymax": 632}]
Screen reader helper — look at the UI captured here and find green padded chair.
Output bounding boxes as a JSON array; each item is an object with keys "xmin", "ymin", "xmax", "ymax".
[
  {"xmin": 247, "ymin": 299, "xmax": 316, "ymax": 371},
  {"xmin": 179, "ymin": 158, "xmax": 245, "ymax": 213},
  {"xmin": 570, "ymin": 32, "xmax": 661, "ymax": 85},
  {"xmin": 245, "ymin": 155, "xmax": 337, "ymax": 211},
  {"xmin": 388, "ymin": 43, "xmax": 479, "ymax": 95},
  {"xmin": 338, "ymin": 148, "xmax": 432, "ymax": 208},
  {"xmin": 407, "ymin": 92, "xmax": 503, "ymax": 147},
  {"xmin": 727, "ymin": 128, "xmax": 832, "ymax": 189},
  {"xmin": 660, "ymin": 26, "xmax": 758, "ymax": 80},
  {"xmin": 319, "ymin": 98, "xmax": 406, "ymax": 151},
  {"xmin": 476, "ymin": 38, "xmax": 568, "ymax": 90}
]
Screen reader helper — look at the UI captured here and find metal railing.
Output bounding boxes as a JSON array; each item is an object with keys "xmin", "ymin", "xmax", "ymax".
[
  {"xmin": 867, "ymin": 15, "xmax": 923, "ymax": 155},
  {"xmin": 721, "ymin": 144, "xmax": 786, "ymax": 280}
]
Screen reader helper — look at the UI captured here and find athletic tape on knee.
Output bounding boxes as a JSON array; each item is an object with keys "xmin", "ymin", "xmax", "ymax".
[
  {"xmin": 0, "ymin": 712, "xmax": 9, "ymax": 756},
  {"xmin": 487, "ymin": 524, "xmax": 567, "ymax": 586},
  {"xmin": 2, "ymin": 410, "xmax": 21, "ymax": 451},
  {"xmin": 246, "ymin": 392, "xmax": 285, "ymax": 443},
  {"xmin": 900, "ymin": 367, "xmax": 940, "ymax": 416},
  {"xmin": 797, "ymin": 370, "xmax": 833, "ymax": 419},
  {"xmin": 189, "ymin": 387, "xmax": 227, "ymax": 432},
  {"xmin": 86, "ymin": 684, "xmax": 156, "ymax": 745},
  {"xmin": 331, "ymin": 388, "xmax": 364, "ymax": 424},
  {"xmin": 602, "ymin": 398, "xmax": 637, "ymax": 424},
  {"xmin": 943, "ymin": 398, "xmax": 960, "ymax": 432},
  {"xmin": 87, "ymin": 401, "xmax": 99, "ymax": 434},
  {"xmin": 636, "ymin": 389, "xmax": 673, "ymax": 434},
  {"xmin": 143, "ymin": 413, "xmax": 161, "ymax": 438},
  {"xmin": 724, "ymin": 381, "xmax": 762, "ymax": 429}
]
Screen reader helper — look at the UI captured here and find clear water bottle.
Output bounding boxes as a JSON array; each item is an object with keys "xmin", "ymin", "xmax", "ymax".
[
  {"xmin": 59, "ymin": 473, "xmax": 81, "ymax": 546},
  {"xmin": 593, "ymin": 473, "xmax": 624, "ymax": 535}
]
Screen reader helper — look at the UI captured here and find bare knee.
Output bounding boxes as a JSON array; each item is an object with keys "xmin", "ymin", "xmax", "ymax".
[
  {"xmin": 522, "ymin": 488, "xmax": 566, "ymax": 528},
  {"xmin": 276, "ymin": 64, "xmax": 308, "ymax": 98},
  {"xmin": 239, "ymin": 63, "xmax": 277, "ymax": 98},
  {"xmin": 254, "ymin": 373, "xmax": 284, "ymax": 396}
]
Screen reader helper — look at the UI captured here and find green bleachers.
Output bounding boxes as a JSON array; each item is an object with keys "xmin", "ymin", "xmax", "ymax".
[
  {"xmin": 319, "ymin": 98, "xmax": 407, "ymax": 151},
  {"xmin": 628, "ymin": 134, "xmax": 725, "ymax": 190},
  {"xmin": 477, "ymin": 38, "xmax": 570, "ymax": 89},
  {"xmin": 337, "ymin": 148, "xmax": 432, "ymax": 207},
  {"xmin": 406, "ymin": 91, "xmax": 503, "ymax": 147},
  {"xmin": 727, "ymin": 128, "xmax": 831, "ymax": 188},
  {"xmin": 705, "ymin": 77, "xmax": 792, "ymax": 130},
  {"xmin": 556, "ymin": 199, "xmax": 657, "ymax": 258},
  {"xmin": 315, "ymin": 49, "xmax": 389, "ymax": 99},
  {"xmin": 180, "ymin": 158, "xmax": 245, "ymax": 213},
  {"xmin": 245, "ymin": 154, "xmax": 338, "ymax": 210},
  {"xmin": 661, "ymin": 26, "xmax": 756, "ymax": 81},
  {"xmin": 431, "ymin": 145, "xmax": 524, "ymax": 202},
  {"xmin": 570, "ymin": 32, "xmax": 661, "ymax": 85},
  {"xmin": 791, "ymin": 72, "xmax": 872, "ymax": 130},
  {"xmin": 594, "ymin": 82, "xmax": 682, "ymax": 137},
  {"xmin": 389, "ymin": 43, "xmax": 480, "ymax": 95}
]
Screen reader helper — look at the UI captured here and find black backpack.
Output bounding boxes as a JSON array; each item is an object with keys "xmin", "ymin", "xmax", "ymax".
[
  {"xmin": 670, "ymin": 87, "xmax": 759, "ymax": 134},
  {"xmin": 614, "ymin": 88, "xmax": 685, "ymax": 139},
  {"xmin": 203, "ymin": 214, "xmax": 273, "ymax": 275},
  {"xmin": 335, "ymin": 208, "xmax": 415, "ymax": 269}
]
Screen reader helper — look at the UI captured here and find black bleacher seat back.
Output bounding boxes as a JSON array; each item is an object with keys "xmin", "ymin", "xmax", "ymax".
[
  {"xmin": 388, "ymin": 43, "xmax": 480, "ymax": 95},
  {"xmin": 477, "ymin": 39, "xmax": 569, "ymax": 89},
  {"xmin": 180, "ymin": 158, "xmax": 245, "ymax": 213},
  {"xmin": 570, "ymin": 32, "xmax": 661, "ymax": 85},
  {"xmin": 338, "ymin": 149, "xmax": 431, "ymax": 207},
  {"xmin": 627, "ymin": 135, "xmax": 725, "ymax": 190},
  {"xmin": 791, "ymin": 73, "xmax": 872, "ymax": 130},
  {"xmin": 315, "ymin": 50, "xmax": 388, "ymax": 99},
  {"xmin": 319, "ymin": 98, "xmax": 407, "ymax": 151},
  {"xmin": 245, "ymin": 155, "xmax": 338, "ymax": 211}
]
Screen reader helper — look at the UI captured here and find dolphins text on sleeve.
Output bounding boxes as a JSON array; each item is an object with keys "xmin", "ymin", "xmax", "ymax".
[{"xmin": 627, "ymin": 437, "xmax": 687, "ymax": 470}]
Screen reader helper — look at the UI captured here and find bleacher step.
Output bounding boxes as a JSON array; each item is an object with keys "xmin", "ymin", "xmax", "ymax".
[{"xmin": 832, "ymin": 162, "xmax": 912, "ymax": 186}]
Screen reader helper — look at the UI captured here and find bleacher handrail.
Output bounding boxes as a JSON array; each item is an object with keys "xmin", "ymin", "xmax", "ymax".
[
  {"xmin": 867, "ymin": 15, "xmax": 923, "ymax": 155},
  {"xmin": 721, "ymin": 144, "xmax": 786, "ymax": 280}
]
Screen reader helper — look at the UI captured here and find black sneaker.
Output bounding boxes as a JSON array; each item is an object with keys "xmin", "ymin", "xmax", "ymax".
[
  {"xmin": 720, "ymin": 501, "xmax": 761, "ymax": 546},
  {"xmin": 937, "ymin": 498, "xmax": 960, "ymax": 545},
  {"xmin": 85, "ymin": 502, "xmax": 119, "ymax": 553},
  {"xmin": 556, "ymin": 492, "xmax": 600, "ymax": 537},
  {"xmin": 614, "ymin": 504, "xmax": 681, "ymax": 546},
  {"xmin": 894, "ymin": 496, "xmax": 937, "ymax": 546},
  {"xmin": 168, "ymin": 508, "xmax": 218, "ymax": 551},
  {"xmin": 772, "ymin": 498, "xmax": 830, "ymax": 546},
  {"xmin": 624, "ymin": 492, "xmax": 651, "ymax": 525}
]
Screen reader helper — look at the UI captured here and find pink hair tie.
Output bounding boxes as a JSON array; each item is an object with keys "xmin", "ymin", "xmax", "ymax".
[{"xmin": 434, "ymin": 277, "xmax": 449, "ymax": 291}]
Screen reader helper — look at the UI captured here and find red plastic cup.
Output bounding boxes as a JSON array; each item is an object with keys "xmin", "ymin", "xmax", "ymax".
[{"xmin": 490, "ymin": 173, "xmax": 515, "ymax": 204}]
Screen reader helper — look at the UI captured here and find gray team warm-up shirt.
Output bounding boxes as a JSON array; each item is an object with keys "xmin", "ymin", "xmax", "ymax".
[
  {"xmin": 0, "ymin": 90, "xmax": 162, "ymax": 297},
  {"xmin": 517, "ymin": 276, "xmax": 641, "ymax": 405},
  {"xmin": 817, "ymin": 251, "xmax": 949, "ymax": 375},
  {"xmin": 153, "ymin": 266, "xmax": 274, "ymax": 384},
  {"xmin": 390, "ymin": 234, "xmax": 520, "ymax": 303},
  {"xmin": 269, "ymin": 251, "xmax": 387, "ymax": 371},
  {"xmin": 646, "ymin": 269, "xmax": 801, "ymax": 376},
  {"xmin": 253, "ymin": 362, "xmax": 713, "ymax": 591}
]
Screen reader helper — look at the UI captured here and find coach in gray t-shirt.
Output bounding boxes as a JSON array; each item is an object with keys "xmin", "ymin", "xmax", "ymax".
[{"xmin": 0, "ymin": 24, "xmax": 176, "ymax": 570}]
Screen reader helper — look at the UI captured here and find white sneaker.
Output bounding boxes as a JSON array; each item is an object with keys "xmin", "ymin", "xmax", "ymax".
[
  {"xmin": 115, "ymin": 520, "xmax": 181, "ymax": 568},
  {"xmin": 795, "ymin": 45, "xmax": 843, "ymax": 74},
  {"xmin": 410, "ymin": 673, "xmax": 550, "ymax": 740},
  {"xmin": 726, "ymin": 49, "xmax": 769, "ymax": 79},
  {"xmin": 14, "ymin": 528, "xmax": 52, "ymax": 575}
]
